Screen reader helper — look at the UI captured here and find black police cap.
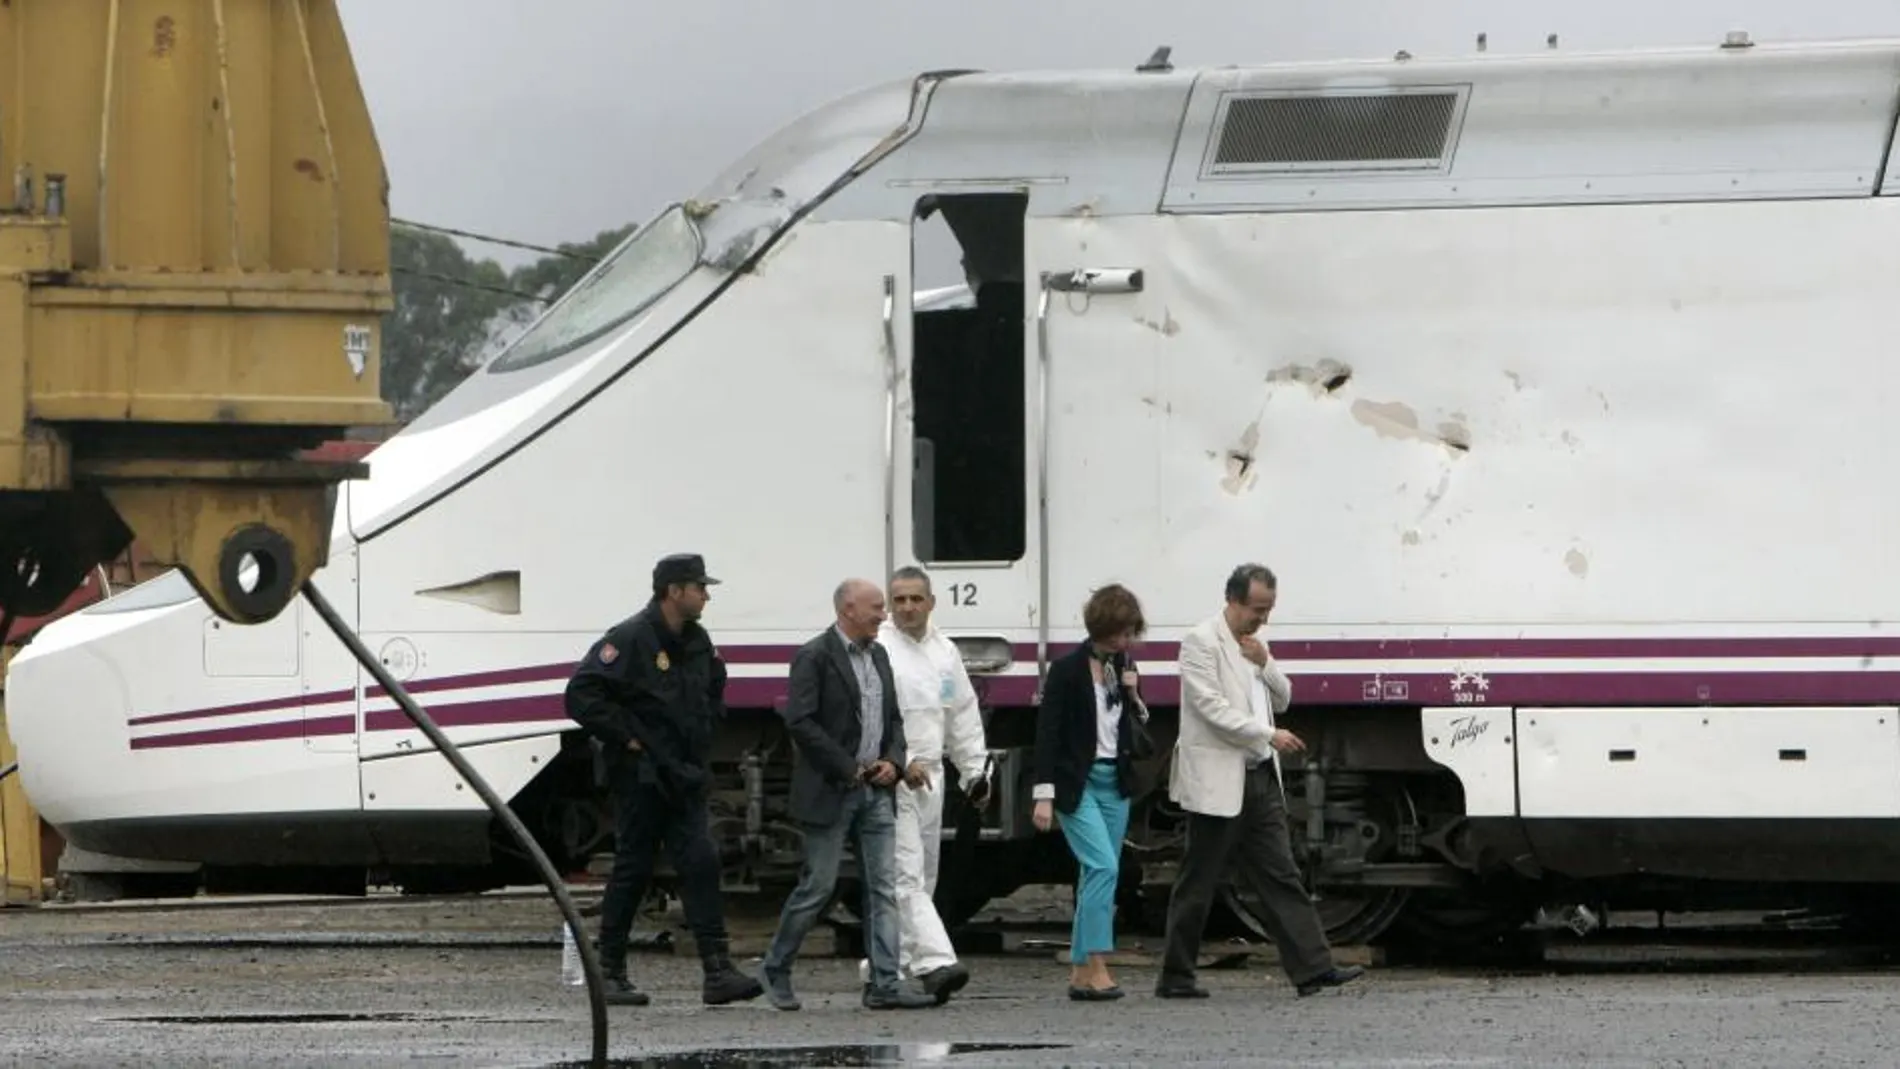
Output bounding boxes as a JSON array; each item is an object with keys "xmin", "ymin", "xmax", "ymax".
[{"xmin": 653, "ymin": 553, "xmax": 719, "ymax": 588}]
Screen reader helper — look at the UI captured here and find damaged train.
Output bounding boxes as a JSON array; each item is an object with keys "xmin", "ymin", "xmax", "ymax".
[{"xmin": 12, "ymin": 34, "xmax": 1900, "ymax": 948}]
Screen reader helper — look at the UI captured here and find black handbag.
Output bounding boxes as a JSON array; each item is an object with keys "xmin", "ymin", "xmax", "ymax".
[{"xmin": 1115, "ymin": 653, "xmax": 1159, "ymax": 760}]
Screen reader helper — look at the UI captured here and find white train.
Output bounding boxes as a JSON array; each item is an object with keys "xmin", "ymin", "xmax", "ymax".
[{"xmin": 11, "ymin": 33, "xmax": 1900, "ymax": 947}]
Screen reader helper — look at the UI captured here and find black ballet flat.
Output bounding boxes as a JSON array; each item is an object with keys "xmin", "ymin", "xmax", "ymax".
[{"xmin": 1068, "ymin": 984, "xmax": 1124, "ymax": 1001}]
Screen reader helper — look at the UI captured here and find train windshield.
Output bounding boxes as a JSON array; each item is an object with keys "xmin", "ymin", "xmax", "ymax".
[
  {"xmin": 487, "ymin": 205, "xmax": 701, "ymax": 374},
  {"xmin": 343, "ymin": 75, "xmax": 931, "ymax": 538}
]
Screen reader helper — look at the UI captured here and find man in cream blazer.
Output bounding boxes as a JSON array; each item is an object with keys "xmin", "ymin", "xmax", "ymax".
[{"xmin": 1156, "ymin": 563, "xmax": 1365, "ymax": 999}]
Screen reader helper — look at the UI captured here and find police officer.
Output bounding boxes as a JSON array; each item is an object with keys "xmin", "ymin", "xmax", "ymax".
[{"xmin": 564, "ymin": 553, "xmax": 762, "ymax": 1007}]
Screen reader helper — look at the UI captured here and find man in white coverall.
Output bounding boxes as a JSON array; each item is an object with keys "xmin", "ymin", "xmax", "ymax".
[{"xmin": 855, "ymin": 565, "xmax": 993, "ymax": 1004}]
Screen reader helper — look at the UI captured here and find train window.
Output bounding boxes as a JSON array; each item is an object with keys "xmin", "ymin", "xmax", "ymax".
[
  {"xmin": 487, "ymin": 204, "xmax": 702, "ymax": 374},
  {"xmin": 909, "ymin": 192, "xmax": 1028, "ymax": 564}
]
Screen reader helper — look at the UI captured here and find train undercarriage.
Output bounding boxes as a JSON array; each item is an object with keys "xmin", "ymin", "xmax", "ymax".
[
  {"xmin": 80, "ymin": 699, "xmax": 1900, "ymax": 954},
  {"xmin": 367, "ymin": 703, "xmax": 1746, "ymax": 948}
]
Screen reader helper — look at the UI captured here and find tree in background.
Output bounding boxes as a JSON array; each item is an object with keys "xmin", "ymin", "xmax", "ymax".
[
  {"xmin": 382, "ymin": 223, "xmax": 637, "ymax": 422},
  {"xmin": 381, "ymin": 228, "xmax": 510, "ymax": 421}
]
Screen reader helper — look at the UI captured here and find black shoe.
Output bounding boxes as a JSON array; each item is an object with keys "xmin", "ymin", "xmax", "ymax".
[
  {"xmin": 863, "ymin": 980, "xmax": 937, "ymax": 1009},
  {"xmin": 915, "ymin": 963, "xmax": 970, "ymax": 1005},
  {"xmin": 1155, "ymin": 977, "xmax": 1209, "ymax": 999},
  {"xmin": 1295, "ymin": 965, "xmax": 1366, "ymax": 997},
  {"xmin": 701, "ymin": 956, "xmax": 764, "ymax": 1006},
  {"xmin": 602, "ymin": 974, "xmax": 649, "ymax": 1007},
  {"xmin": 1068, "ymin": 984, "xmax": 1124, "ymax": 1001}
]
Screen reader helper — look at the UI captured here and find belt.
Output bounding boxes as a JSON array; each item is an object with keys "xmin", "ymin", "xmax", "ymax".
[{"xmin": 1093, "ymin": 758, "xmax": 1117, "ymax": 766}]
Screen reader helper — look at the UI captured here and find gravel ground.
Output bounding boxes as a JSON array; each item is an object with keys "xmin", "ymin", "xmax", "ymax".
[{"xmin": 3, "ymin": 891, "xmax": 1896, "ymax": 1068}]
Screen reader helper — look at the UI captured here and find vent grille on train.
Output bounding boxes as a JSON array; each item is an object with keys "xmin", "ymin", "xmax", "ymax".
[{"xmin": 1205, "ymin": 89, "xmax": 1466, "ymax": 175}]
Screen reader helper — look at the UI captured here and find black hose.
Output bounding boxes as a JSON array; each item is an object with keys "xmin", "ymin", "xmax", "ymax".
[{"xmin": 300, "ymin": 580, "xmax": 608, "ymax": 1068}]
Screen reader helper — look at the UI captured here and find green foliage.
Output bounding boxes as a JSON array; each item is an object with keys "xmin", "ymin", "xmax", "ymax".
[
  {"xmin": 382, "ymin": 222, "xmax": 638, "ymax": 421},
  {"xmin": 381, "ymin": 229, "xmax": 510, "ymax": 420}
]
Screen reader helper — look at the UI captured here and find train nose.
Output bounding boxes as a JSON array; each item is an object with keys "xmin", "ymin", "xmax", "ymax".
[{"xmin": 4, "ymin": 614, "xmax": 134, "ymax": 827}]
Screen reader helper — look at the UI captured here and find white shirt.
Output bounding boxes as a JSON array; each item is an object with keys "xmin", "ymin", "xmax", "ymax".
[
  {"xmin": 1247, "ymin": 673, "xmax": 1275, "ymax": 770},
  {"xmin": 1093, "ymin": 679, "xmax": 1119, "ymax": 760},
  {"xmin": 876, "ymin": 619, "xmax": 988, "ymax": 777}
]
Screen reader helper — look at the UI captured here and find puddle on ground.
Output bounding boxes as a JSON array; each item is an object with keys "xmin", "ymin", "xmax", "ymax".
[
  {"xmin": 111, "ymin": 1011, "xmax": 485, "ymax": 1025},
  {"xmin": 543, "ymin": 1042, "xmax": 1070, "ymax": 1067}
]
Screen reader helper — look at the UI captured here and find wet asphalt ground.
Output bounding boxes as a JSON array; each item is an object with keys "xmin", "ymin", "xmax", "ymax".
[{"xmin": 3, "ymin": 888, "xmax": 1898, "ymax": 1068}]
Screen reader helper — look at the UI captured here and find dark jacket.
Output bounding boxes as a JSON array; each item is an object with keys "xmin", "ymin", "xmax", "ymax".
[
  {"xmin": 565, "ymin": 601, "xmax": 726, "ymax": 799},
  {"xmin": 779, "ymin": 626, "xmax": 908, "ymax": 826},
  {"xmin": 1032, "ymin": 643, "xmax": 1146, "ymax": 814}
]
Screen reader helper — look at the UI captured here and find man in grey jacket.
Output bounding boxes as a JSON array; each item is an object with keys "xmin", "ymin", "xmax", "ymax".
[{"xmin": 757, "ymin": 577, "xmax": 936, "ymax": 1011}]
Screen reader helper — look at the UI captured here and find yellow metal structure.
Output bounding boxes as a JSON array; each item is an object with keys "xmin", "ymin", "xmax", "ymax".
[
  {"xmin": 0, "ymin": 0, "xmax": 393, "ymax": 623},
  {"xmin": 2, "ymin": 649, "xmax": 45, "ymax": 907}
]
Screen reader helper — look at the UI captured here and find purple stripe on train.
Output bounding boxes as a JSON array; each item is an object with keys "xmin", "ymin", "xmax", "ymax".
[
  {"xmin": 363, "ymin": 662, "xmax": 573, "ymax": 700},
  {"xmin": 1128, "ymin": 636, "xmax": 1900, "ymax": 661},
  {"xmin": 126, "ymin": 687, "xmax": 355, "ymax": 727},
  {"xmin": 129, "ymin": 714, "xmax": 357, "ymax": 751},
  {"xmin": 702, "ymin": 636, "xmax": 1900, "ymax": 662},
  {"xmin": 362, "ymin": 694, "xmax": 566, "ymax": 733},
  {"xmin": 125, "ymin": 669, "xmax": 1900, "ymax": 750},
  {"xmin": 121, "ymin": 632, "xmax": 1900, "ymax": 732}
]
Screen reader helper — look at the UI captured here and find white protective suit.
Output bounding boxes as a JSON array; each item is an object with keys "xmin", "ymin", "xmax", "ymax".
[{"xmin": 862, "ymin": 617, "xmax": 991, "ymax": 980}]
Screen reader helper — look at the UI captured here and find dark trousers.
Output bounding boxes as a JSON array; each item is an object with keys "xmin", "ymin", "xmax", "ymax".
[
  {"xmin": 596, "ymin": 771, "xmax": 728, "ymax": 973},
  {"xmin": 1161, "ymin": 762, "xmax": 1334, "ymax": 986}
]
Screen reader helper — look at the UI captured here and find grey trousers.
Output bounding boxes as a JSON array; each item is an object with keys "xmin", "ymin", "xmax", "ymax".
[{"xmin": 1160, "ymin": 762, "xmax": 1335, "ymax": 986}]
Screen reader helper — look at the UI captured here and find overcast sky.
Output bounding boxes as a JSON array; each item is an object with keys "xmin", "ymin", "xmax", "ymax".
[{"xmin": 336, "ymin": 1, "xmax": 1898, "ymax": 265}]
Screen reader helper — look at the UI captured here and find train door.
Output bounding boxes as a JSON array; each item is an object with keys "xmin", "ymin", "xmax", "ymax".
[{"xmin": 892, "ymin": 190, "xmax": 1038, "ymax": 695}]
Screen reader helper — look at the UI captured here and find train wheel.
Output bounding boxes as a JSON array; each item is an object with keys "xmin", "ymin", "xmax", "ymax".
[
  {"xmin": 1222, "ymin": 772, "xmax": 1417, "ymax": 947},
  {"xmin": 1221, "ymin": 879, "xmax": 1411, "ymax": 948}
]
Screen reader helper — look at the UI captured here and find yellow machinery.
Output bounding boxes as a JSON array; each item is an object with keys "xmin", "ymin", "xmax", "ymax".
[
  {"xmin": 2, "ymin": 647, "xmax": 46, "ymax": 906},
  {"xmin": 0, "ymin": 12, "xmax": 614, "ymax": 1054},
  {"xmin": 0, "ymin": 0, "xmax": 392, "ymax": 625}
]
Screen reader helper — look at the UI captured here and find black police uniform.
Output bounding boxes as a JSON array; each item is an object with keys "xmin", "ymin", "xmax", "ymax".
[{"xmin": 564, "ymin": 553, "xmax": 761, "ymax": 1007}]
